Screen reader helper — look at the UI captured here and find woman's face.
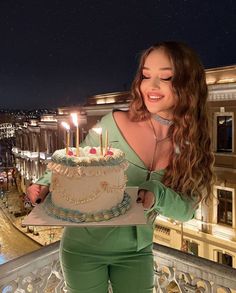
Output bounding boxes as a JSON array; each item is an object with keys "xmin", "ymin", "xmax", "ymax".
[{"xmin": 140, "ymin": 48, "xmax": 176, "ymax": 119}]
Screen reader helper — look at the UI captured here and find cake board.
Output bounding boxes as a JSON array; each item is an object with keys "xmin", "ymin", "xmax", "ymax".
[{"xmin": 22, "ymin": 187, "xmax": 147, "ymax": 227}]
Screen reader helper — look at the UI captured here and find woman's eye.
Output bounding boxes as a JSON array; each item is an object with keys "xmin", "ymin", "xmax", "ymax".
[
  {"xmin": 160, "ymin": 76, "xmax": 173, "ymax": 81},
  {"xmin": 141, "ymin": 74, "xmax": 149, "ymax": 79}
]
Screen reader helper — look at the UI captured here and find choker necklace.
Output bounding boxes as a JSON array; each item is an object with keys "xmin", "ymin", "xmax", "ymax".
[{"xmin": 151, "ymin": 114, "xmax": 174, "ymax": 126}]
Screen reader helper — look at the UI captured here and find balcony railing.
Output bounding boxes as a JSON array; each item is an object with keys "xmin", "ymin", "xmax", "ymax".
[{"xmin": 1, "ymin": 241, "xmax": 236, "ymax": 292}]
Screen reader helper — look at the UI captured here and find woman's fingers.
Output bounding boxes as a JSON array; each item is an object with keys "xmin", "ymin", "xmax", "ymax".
[
  {"xmin": 137, "ymin": 190, "xmax": 155, "ymax": 209},
  {"xmin": 26, "ymin": 184, "xmax": 49, "ymax": 204},
  {"xmin": 136, "ymin": 189, "xmax": 145, "ymax": 203},
  {"xmin": 35, "ymin": 186, "xmax": 50, "ymax": 204},
  {"xmin": 27, "ymin": 184, "xmax": 41, "ymax": 204}
]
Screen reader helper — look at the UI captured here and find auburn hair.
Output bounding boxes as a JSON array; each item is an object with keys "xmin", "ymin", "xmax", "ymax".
[{"xmin": 129, "ymin": 41, "xmax": 215, "ymax": 203}]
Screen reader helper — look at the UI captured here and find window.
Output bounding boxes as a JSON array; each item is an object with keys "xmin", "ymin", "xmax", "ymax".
[
  {"xmin": 217, "ymin": 251, "xmax": 233, "ymax": 267},
  {"xmin": 49, "ymin": 134, "xmax": 54, "ymax": 154},
  {"xmin": 154, "ymin": 224, "xmax": 170, "ymax": 235},
  {"xmin": 183, "ymin": 239, "xmax": 199, "ymax": 255},
  {"xmin": 216, "ymin": 115, "xmax": 232, "ymax": 152},
  {"xmin": 217, "ymin": 189, "xmax": 232, "ymax": 226}
]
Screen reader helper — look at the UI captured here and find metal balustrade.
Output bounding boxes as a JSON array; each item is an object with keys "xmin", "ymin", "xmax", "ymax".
[
  {"xmin": 153, "ymin": 243, "xmax": 236, "ymax": 292},
  {"xmin": 1, "ymin": 241, "xmax": 236, "ymax": 292}
]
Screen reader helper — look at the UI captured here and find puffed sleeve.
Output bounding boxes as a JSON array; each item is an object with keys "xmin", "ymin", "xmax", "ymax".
[
  {"xmin": 36, "ymin": 169, "xmax": 52, "ymax": 186},
  {"xmin": 139, "ymin": 179, "xmax": 197, "ymax": 222}
]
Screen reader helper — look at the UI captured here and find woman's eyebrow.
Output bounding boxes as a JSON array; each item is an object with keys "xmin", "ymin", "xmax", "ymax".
[{"xmin": 142, "ymin": 66, "xmax": 173, "ymax": 71}]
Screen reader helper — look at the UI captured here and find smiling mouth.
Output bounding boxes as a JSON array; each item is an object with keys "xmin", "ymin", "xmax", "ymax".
[{"xmin": 148, "ymin": 95, "xmax": 164, "ymax": 101}]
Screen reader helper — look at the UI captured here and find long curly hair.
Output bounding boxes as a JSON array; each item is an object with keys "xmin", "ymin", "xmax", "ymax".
[{"xmin": 129, "ymin": 41, "xmax": 215, "ymax": 203}]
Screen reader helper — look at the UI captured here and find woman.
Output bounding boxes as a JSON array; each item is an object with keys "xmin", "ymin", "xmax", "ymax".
[{"xmin": 27, "ymin": 41, "xmax": 214, "ymax": 293}]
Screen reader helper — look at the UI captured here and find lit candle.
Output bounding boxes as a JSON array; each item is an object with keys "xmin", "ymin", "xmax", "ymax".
[
  {"xmin": 104, "ymin": 129, "xmax": 108, "ymax": 155},
  {"xmin": 61, "ymin": 121, "xmax": 70, "ymax": 155},
  {"xmin": 93, "ymin": 127, "xmax": 103, "ymax": 155},
  {"xmin": 71, "ymin": 113, "xmax": 80, "ymax": 156}
]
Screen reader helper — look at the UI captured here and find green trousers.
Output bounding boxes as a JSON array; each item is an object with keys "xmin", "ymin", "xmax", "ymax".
[{"xmin": 59, "ymin": 227, "xmax": 154, "ymax": 293}]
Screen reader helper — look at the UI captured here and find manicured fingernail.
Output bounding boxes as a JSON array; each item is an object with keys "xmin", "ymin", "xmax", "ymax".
[
  {"xmin": 35, "ymin": 198, "xmax": 42, "ymax": 204},
  {"xmin": 136, "ymin": 197, "xmax": 142, "ymax": 203}
]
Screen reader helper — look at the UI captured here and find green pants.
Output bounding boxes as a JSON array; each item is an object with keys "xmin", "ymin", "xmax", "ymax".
[{"xmin": 59, "ymin": 227, "xmax": 154, "ymax": 293}]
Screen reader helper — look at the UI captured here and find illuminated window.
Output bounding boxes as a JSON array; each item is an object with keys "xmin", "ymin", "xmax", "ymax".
[
  {"xmin": 217, "ymin": 189, "xmax": 232, "ymax": 226},
  {"xmin": 216, "ymin": 115, "xmax": 232, "ymax": 152},
  {"xmin": 217, "ymin": 251, "xmax": 233, "ymax": 267}
]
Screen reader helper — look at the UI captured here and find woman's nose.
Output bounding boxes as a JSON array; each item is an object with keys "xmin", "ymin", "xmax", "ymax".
[{"xmin": 150, "ymin": 77, "xmax": 160, "ymax": 88}]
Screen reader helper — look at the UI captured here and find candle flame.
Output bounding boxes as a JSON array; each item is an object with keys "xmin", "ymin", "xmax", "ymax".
[
  {"xmin": 61, "ymin": 121, "xmax": 70, "ymax": 130},
  {"xmin": 71, "ymin": 113, "xmax": 79, "ymax": 127},
  {"xmin": 93, "ymin": 127, "xmax": 102, "ymax": 135}
]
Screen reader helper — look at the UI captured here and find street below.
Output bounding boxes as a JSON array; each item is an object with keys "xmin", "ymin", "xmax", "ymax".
[{"xmin": 0, "ymin": 207, "xmax": 41, "ymax": 264}]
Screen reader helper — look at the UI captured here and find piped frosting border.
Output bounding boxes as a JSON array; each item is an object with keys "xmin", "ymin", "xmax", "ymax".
[
  {"xmin": 43, "ymin": 192, "xmax": 131, "ymax": 223},
  {"xmin": 48, "ymin": 161, "xmax": 128, "ymax": 177}
]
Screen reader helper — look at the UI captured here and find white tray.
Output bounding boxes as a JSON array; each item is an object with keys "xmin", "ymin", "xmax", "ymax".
[{"xmin": 22, "ymin": 187, "xmax": 147, "ymax": 227}]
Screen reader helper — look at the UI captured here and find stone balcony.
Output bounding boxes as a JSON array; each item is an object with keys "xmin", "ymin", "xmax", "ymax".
[{"xmin": 1, "ymin": 241, "xmax": 236, "ymax": 293}]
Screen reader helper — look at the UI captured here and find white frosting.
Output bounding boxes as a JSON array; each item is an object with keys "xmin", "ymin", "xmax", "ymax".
[
  {"xmin": 51, "ymin": 146, "xmax": 125, "ymax": 166},
  {"xmin": 48, "ymin": 147, "xmax": 128, "ymax": 214}
]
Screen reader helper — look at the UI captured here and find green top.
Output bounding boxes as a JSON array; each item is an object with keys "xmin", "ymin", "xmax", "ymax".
[{"xmin": 37, "ymin": 111, "xmax": 196, "ymax": 250}]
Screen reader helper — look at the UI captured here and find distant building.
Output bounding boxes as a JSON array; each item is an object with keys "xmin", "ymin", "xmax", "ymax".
[{"xmin": 0, "ymin": 123, "xmax": 15, "ymax": 171}]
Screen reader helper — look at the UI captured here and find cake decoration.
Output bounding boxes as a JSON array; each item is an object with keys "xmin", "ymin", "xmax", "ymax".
[
  {"xmin": 42, "ymin": 146, "xmax": 131, "ymax": 223},
  {"xmin": 43, "ymin": 192, "xmax": 131, "ymax": 223},
  {"xmin": 89, "ymin": 147, "xmax": 97, "ymax": 154}
]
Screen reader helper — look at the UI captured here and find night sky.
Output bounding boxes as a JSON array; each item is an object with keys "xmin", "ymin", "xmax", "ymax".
[{"xmin": 0, "ymin": 0, "xmax": 235, "ymax": 110}]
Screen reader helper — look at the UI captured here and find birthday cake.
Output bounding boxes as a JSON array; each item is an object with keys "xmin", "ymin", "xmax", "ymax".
[{"xmin": 43, "ymin": 146, "xmax": 131, "ymax": 222}]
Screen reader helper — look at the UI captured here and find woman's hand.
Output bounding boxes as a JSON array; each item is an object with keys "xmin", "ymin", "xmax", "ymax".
[
  {"xmin": 27, "ymin": 184, "xmax": 49, "ymax": 205},
  {"xmin": 136, "ymin": 190, "xmax": 155, "ymax": 209}
]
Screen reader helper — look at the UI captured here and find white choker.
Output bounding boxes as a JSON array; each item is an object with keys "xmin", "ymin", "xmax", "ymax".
[{"xmin": 151, "ymin": 114, "xmax": 174, "ymax": 126}]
